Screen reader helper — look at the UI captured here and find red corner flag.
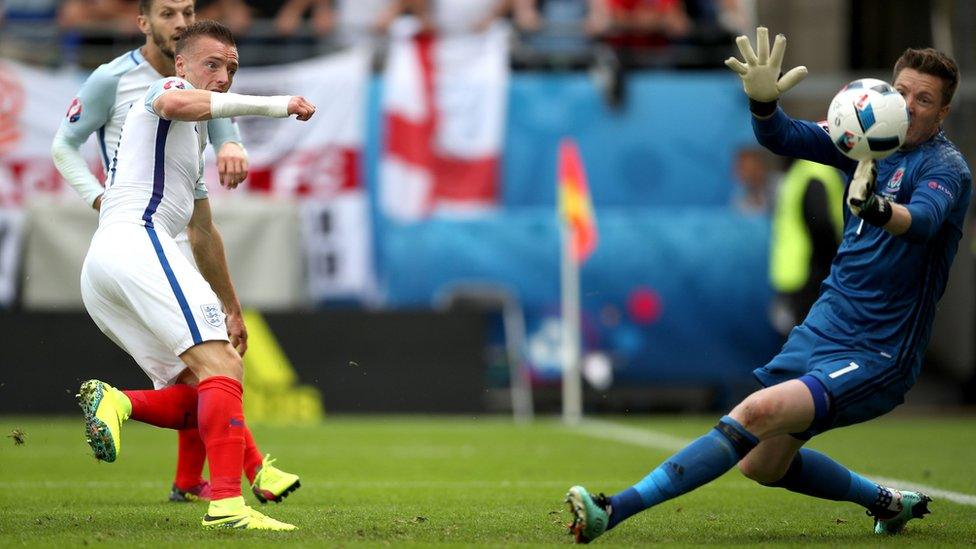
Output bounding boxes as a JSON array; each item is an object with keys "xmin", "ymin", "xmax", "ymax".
[{"xmin": 558, "ymin": 138, "xmax": 597, "ymax": 263}]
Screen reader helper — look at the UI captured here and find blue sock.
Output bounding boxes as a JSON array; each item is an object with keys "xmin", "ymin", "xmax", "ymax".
[
  {"xmin": 766, "ymin": 448, "xmax": 895, "ymax": 514},
  {"xmin": 607, "ymin": 416, "xmax": 758, "ymax": 529}
]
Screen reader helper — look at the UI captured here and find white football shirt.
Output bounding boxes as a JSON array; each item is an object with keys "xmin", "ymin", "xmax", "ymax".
[{"xmin": 99, "ymin": 77, "xmax": 208, "ymax": 239}]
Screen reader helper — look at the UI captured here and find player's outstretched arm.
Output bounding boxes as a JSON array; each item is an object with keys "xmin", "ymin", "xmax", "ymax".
[
  {"xmin": 727, "ymin": 28, "xmax": 850, "ymax": 169},
  {"xmin": 153, "ymin": 88, "xmax": 315, "ymax": 122},
  {"xmin": 187, "ymin": 197, "xmax": 248, "ymax": 356}
]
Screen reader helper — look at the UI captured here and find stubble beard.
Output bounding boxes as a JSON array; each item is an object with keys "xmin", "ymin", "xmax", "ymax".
[{"xmin": 152, "ymin": 28, "xmax": 175, "ymax": 60}]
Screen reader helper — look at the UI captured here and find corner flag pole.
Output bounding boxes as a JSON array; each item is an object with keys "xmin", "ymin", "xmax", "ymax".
[
  {"xmin": 557, "ymin": 138, "xmax": 595, "ymax": 425},
  {"xmin": 560, "ymin": 218, "xmax": 583, "ymax": 425}
]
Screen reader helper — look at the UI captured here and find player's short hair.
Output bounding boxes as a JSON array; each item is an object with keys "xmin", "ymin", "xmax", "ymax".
[
  {"xmin": 893, "ymin": 48, "xmax": 959, "ymax": 107},
  {"xmin": 175, "ymin": 20, "xmax": 236, "ymax": 56}
]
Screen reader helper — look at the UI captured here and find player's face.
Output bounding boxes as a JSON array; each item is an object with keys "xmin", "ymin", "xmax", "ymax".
[
  {"xmin": 176, "ymin": 37, "xmax": 239, "ymax": 93},
  {"xmin": 139, "ymin": 0, "xmax": 196, "ymax": 59},
  {"xmin": 894, "ymin": 68, "xmax": 950, "ymax": 149}
]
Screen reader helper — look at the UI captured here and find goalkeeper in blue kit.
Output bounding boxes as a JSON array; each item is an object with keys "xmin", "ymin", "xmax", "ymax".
[{"xmin": 565, "ymin": 27, "xmax": 971, "ymax": 543}]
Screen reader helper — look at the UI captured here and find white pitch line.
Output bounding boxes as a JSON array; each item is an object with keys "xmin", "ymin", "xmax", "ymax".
[{"xmin": 574, "ymin": 418, "xmax": 976, "ymax": 507}]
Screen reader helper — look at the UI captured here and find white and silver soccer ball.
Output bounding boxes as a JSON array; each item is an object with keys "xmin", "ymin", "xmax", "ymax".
[{"xmin": 826, "ymin": 78, "xmax": 909, "ymax": 161}]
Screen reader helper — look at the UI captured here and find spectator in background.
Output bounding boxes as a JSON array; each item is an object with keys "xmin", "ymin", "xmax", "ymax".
[
  {"xmin": 768, "ymin": 160, "xmax": 844, "ymax": 336},
  {"xmin": 195, "ymin": 0, "xmax": 307, "ymax": 36},
  {"xmin": 1, "ymin": 0, "xmax": 60, "ymax": 63},
  {"xmin": 195, "ymin": 0, "xmax": 257, "ymax": 35},
  {"xmin": 4, "ymin": 0, "xmax": 59, "ymax": 23},
  {"xmin": 730, "ymin": 147, "xmax": 777, "ymax": 215},
  {"xmin": 274, "ymin": 0, "xmax": 403, "ymax": 46},
  {"xmin": 57, "ymin": 0, "xmax": 140, "ymax": 33},
  {"xmin": 407, "ymin": 0, "xmax": 512, "ymax": 35},
  {"xmin": 513, "ymin": 0, "xmax": 609, "ymax": 38},
  {"xmin": 603, "ymin": 0, "xmax": 692, "ymax": 53},
  {"xmin": 588, "ymin": 0, "xmax": 692, "ymax": 107},
  {"xmin": 684, "ymin": 0, "xmax": 754, "ymax": 38}
]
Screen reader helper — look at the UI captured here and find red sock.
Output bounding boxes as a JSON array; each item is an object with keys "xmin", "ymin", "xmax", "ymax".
[
  {"xmin": 243, "ymin": 427, "xmax": 263, "ymax": 484},
  {"xmin": 174, "ymin": 428, "xmax": 208, "ymax": 490},
  {"xmin": 123, "ymin": 384, "xmax": 197, "ymax": 429},
  {"xmin": 197, "ymin": 376, "xmax": 245, "ymax": 500}
]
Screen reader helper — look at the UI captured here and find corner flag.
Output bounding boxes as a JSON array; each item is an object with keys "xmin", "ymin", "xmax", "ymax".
[{"xmin": 558, "ymin": 139, "xmax": 597, "ymax": 263}]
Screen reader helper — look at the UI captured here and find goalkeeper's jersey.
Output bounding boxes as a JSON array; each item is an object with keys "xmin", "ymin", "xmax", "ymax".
[{"xmin": 752, "ymin": 108, "xmax": 971, "ymax": 377}]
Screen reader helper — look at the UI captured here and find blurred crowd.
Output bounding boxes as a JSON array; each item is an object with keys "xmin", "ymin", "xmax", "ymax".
[{"xmin": 1, "ymin": 0, "xmax": 751, "ymax": 67}]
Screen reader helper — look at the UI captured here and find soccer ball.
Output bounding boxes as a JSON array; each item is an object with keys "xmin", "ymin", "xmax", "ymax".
[{"xmin": 826, "ymin": 78, "xmax": 909, "ymax": 161}]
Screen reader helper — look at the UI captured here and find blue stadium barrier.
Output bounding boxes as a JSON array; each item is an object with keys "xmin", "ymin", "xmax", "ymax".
[{"xmin": 359, "ymin": 71, "xmax": 778, "ymax": 391}]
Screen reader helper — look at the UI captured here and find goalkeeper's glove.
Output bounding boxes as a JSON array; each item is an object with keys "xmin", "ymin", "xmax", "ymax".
[
  {"xmin": 847, "ymin": 159, "xmax": 893, "ymax": 227},
  {"xmin": 724, "ymin": 27, "xmax": 808, "ymax": 116}
]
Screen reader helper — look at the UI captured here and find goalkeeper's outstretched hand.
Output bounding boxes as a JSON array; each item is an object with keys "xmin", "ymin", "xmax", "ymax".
[
  {"xmin": 724, "ymin": 26, "xmax": 808, "ymax": 103},
  {"xmin": 848, "ymin": 159, "xmax": 893, "ymax": 227}
]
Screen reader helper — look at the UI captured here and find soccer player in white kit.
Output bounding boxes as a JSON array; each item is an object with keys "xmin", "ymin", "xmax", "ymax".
[
  {"xmin": 52, "ymin": 0, "xmax": 300, "ymax": 506},
  {"xmin": 76, "ymin": 20, "xmax": 316, "ymax": 530}
]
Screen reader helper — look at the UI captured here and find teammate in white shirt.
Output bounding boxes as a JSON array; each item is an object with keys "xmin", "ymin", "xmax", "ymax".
[
  {"xmin": 52, "ymin": 0, "xmax": 300, "ymax": 507},
  {"xmin": 76, "ymin": 20, "xmax": 315, "ymax": 531}
]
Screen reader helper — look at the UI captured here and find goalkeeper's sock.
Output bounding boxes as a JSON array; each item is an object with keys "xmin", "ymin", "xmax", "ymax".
[
  {"xmin": 242, "ymin": 427, "xmax": 264, "ymax": 484},
  {"xmin": 124, "ymin": 384, "xmax": 197, "ymax": 429},
  {"xmin": 198, "ymin": 376, "xmax": 246, "ymax": 500},
  {"xmin": 765, "ymin": 448, "xmax": 901, "ymax": 515},
  {"xmin": 174, "ymin": 428, "xmax": 208, "ymax": 490},
  {"xmin": 607, "ymin": 416, "xmax": 759, "ymax": 529}
]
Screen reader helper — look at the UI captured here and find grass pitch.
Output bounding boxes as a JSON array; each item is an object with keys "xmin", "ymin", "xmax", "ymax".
[{"xmin": 1, "ymin": 414, "xmax": 974, "ymax": 547}]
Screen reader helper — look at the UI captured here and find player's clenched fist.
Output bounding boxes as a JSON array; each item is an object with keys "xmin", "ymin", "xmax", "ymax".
[{"xmin": 288, "ymin": 96, "xmax": 315, "ymax": 121}]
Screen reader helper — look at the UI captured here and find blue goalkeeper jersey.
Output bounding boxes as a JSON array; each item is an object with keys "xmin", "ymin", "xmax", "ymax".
[{"xmin": 753, "ymin": 108, "xmax": 972, "ymax": 372}]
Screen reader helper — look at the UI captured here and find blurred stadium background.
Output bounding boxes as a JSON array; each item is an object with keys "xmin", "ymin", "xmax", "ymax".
[{"xmin": 0, "ymin": 0, "xmax": 974, "ymax": 422}]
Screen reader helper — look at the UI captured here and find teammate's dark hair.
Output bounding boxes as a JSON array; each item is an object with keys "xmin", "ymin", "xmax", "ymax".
[
  {"xmin": 893, "ymin": 48, "xmax": 959, "ymax": 107},
  {"xmin": 175, "ymin": 20, "xmax": 236, "ymax": 56},
  {"xmin": 138, "ymin": 0, "xmax": 152, "ymax": 14}
]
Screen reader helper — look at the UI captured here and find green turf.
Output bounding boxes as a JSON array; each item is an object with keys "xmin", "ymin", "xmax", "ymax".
[{"xmin": 1, "ymin": 414, "xmax": 974, "ymax": 547}]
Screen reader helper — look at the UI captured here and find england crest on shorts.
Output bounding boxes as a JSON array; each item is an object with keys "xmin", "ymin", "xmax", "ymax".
[{"xmin": 200, "ymin": 304, "xmax": 224, "ymax": 327}]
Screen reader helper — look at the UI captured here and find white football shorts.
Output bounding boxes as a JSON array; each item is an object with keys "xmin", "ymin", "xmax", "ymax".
[{"xmin": 81, "ymin": 222, "xmax": 229, "ymax": 388}]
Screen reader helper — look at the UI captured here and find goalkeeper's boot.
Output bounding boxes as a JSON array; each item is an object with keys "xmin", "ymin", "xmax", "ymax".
[
  {"xmin": 170, "ymin": 481, "xmax": 212, "ymax": 502},
  {"xmin": 251, "ymin": 454, "xmax": 301, "ymax": 503},
  {"xmin": 77, "ymin": 379, "xmax": 131, "ymax": 463},
  {"xmin": 565, "ymin": 486, "xmax": 611, "ymax": 544},
  {"xmin": 872, "ymin": 491, "xmax": 932, "ymax": 535},
  {"xmin": 201, "ymin": 496, "xmax": 297, "ymax": 530}
]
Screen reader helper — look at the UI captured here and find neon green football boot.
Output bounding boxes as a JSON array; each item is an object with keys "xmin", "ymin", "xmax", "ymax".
[
  {"xmin": 873, "ymin": 491, "xmax": 932, "ymax": 534},
  {"xmin": 251, "ymin": 455, "xmax": 301, "ymax": 503},
  {"xmin": 565, "ymin": 486, "xmax": 610, "ymax": 544},
  {"xmin": 201, "ymin": 496, "xmax": 297, "ymax": 531},
  {"xmin": 77, "ymin": 379, "xmax": 131, "ymax": 462}
]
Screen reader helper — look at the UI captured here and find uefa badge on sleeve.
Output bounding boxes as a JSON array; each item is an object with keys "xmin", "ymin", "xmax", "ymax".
[
  {"xmin": 200, "ymin": 304, "xmax": 224, "ymax": 327},
  {"xmin": 66, "ymin": 98, "xmax": 82, "ymax": 123}
]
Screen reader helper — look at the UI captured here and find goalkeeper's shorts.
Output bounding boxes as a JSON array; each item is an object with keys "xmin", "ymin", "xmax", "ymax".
[{"xmin": 753, "ymin": 324, "xmax": 915, "ymax": 439}]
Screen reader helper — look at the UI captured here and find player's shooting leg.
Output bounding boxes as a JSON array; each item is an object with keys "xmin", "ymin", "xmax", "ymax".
[
  {"xmin": 180, "ymin": 340, "xmax": 246, "ymax": 502},
  {"xmin": 180, "ymin": 340, "xmax": 243, "ymax": 382}
]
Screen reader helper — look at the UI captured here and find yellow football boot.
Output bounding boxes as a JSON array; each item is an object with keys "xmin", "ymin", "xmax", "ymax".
[{"xmin": 77, "ymin": 379, "xmax": 131, "ymax": 462}]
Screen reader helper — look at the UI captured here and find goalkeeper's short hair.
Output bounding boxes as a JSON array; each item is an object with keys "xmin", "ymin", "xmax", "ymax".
[{"xmin": 893, "ymin": 48, "xmax": 959, "ymax": 107}]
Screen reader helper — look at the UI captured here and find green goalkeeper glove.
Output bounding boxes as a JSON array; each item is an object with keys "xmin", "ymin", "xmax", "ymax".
[{"xmin": 725, "ymin": 27, "xmax": 808, "ymax": 112}]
